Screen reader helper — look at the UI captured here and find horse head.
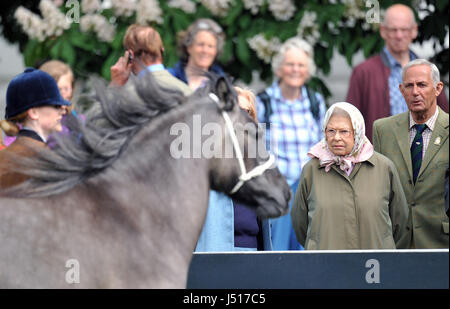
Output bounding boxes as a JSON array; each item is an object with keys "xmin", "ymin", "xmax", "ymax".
[{"xmin": 200, "ymin": 75, "xmax": 291, "ymax": 218}]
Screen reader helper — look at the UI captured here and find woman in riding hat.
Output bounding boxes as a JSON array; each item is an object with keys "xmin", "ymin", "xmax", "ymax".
[{"xmin": 0, "ymin": 68, "xmax": 70, "ymax": 189}]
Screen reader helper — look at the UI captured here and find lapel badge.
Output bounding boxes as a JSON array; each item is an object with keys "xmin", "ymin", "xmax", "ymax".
[{"xmin": 434, "ymin": 136, "xmax": 441, "ymax": 146}]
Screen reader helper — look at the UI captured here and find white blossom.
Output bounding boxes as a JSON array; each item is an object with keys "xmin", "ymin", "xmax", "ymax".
[
  {"xmin": 297, "ymin": 11, "xmax": 320, "ymax": 46},
  {"xmin": 135, "ymin": 0, "xmax": 163, "ymax": 25},
  {"xmin": 110, "ymin": 0, "xmax": 138, "ymax": 18},
  {"xmin": 39, "ymin": 0, "xmax": 71, "ymax": 37},
  {"xmin": 342, "ymin": 0, "xmax": 366, "ymax": 26},
  {"xmin": 81, "ymin": 0, "xmax": 102, "ymax": 14},
  {"xmin": 242, "ymin": 0, "xmax": 264, "ymax": 15},
  {"xmin": 80, "ymin": 14, "xmax": 116, "ymax": 42},
  {"xmin": 167, "ymin": 0, "xmax": 196, "ymax": 14},
  {"xmin": 15, "ymin": 6, "xmax": 47, "ymax": 42},
  {"xmin": 268, "ymin": 0, "xmax": 296, "ymax": 21},
  {"xmin": 199, "ymin": 0, "xmax": 234, "ymax": 17},
  {"xmin": 247, "ymin": 34, "xmax": 281, "ymax": 64}
]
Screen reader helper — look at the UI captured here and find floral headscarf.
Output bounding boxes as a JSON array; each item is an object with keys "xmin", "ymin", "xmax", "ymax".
[{"xmin": 308, "ymin": 102, "xmax": 374, "ymax": 174}]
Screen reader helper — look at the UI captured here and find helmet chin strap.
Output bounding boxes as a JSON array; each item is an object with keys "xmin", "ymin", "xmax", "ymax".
[{"xmin": 209, "ymin": 93, "xmax": 276, "ymax": 194}]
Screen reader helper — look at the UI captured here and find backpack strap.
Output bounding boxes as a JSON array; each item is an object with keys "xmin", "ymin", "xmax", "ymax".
[
  {"xmin": 257, "ymin": 90, "xmax": 272, "ymax": 130},
  {"xmin": 305, "ymin": 85, "xmax": 320, "ymax": 122},
  {"xmin": 258, "ymin": 86, "xmax": 320, "ymax": 126}
]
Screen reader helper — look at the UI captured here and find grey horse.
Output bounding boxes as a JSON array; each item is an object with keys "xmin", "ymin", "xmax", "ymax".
[{"xmin": 0, "ymin": 73, "xmax": 290, "ymax": 288}]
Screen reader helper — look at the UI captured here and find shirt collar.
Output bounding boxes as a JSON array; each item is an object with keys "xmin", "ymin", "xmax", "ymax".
[
  {"xmin": 21, "ymin": 127, "xmax": 46, "ymax": 143},
  {"xmin": 138, "ymin": 64, "xmax": 165, "ymax": 77},
  {"xmin": 409, "ymin": 106, "xmax": 439, "ymax": 131},
  {"xmin": 269, "ymin": 81, "xmax": 307, "ymax": 105},
  {"xmin": 383, "ymin": 46, "xmax": 417, "ymax": 68}
]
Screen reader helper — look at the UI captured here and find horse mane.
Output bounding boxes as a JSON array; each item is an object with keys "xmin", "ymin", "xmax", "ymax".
[{"xmin": 6, "ymin": 72, "xmax": 189, "ymax": 198}]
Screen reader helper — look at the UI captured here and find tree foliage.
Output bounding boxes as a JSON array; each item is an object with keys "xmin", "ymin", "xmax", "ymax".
[{"xmin": 1, "ymin": 0, "xmax": 448, "ymax": 100}]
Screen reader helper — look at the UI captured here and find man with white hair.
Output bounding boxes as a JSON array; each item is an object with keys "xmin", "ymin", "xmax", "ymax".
[
  {"xmin": 373, "ymin": 59, "xmax": 449, "ymax": 249},
  {"xmin": 347, "ymin": 3, "xmax": 448, "ymax": 142}
]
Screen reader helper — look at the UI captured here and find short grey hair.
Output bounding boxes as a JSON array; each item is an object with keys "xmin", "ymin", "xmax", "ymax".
[
  {"xmin": 402, "ymin": 59, "xmax": 440, "ymax": 87},
  {"xmin": 271, "ymin": 37, "xmax": 316, "ymax": 80}
]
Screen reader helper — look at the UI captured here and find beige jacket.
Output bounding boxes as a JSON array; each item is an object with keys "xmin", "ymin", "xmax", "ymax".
[
  {"xmin": 291, "ymin": 152, "xmax": 409, "ymax": 250},
  {"xmin": 152, "ymin": 70, "xmax": 193, "ymax": 96}
]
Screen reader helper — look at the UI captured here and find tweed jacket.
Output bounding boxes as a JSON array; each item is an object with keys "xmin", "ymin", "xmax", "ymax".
[
  {"xmin": 151, "ymin": 69, "xmax": 193, "ymax": 96},
  {"xmin": 291, "ymin": 152, "xmax": 409, "ymax": 250},
  {"xmin": 0, "ymin": 134, "xmax": 46, "ymax": 190},
  {"xmin": 373, "ymin": 107, "xmax": 449, "ymax": 248}
]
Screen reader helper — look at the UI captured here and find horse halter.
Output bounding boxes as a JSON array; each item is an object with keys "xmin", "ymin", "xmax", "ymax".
[{"xmin": 209, "ymin": 93, "xmax": 276, "ymax": 194}]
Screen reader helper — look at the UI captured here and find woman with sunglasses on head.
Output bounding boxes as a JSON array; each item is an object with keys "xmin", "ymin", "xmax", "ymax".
[
  {"xmin": 291, "ymin": 102, "xmax": 409, "ymax": 250},
  {"xmin": 0, "ymin": 68, "xmax": 69, "ymax": 189},
  {"xmin": 168, "ymin": 18, "xmax": 226, "ymax": 90}
]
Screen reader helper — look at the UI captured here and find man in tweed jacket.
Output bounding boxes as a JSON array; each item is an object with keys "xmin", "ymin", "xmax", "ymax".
[{"xmin": 373, "ymin": 59, "xmax": 449, "ymax": 249}]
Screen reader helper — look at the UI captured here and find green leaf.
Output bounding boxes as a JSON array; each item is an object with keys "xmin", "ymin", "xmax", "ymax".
[
  {"xmin": 172, "ymin": 11, "xmax": 191, "ymax": 33},
  {"xmin": 23, "ymin": 40, "xmax": 40, "ymax": 67},
  {"xmin": 362, "ymin": 35, "xmax": 379, "ymax": 58},
  {"xmin": 49, "ymin": 39, "xmax": 63, "ymax": 59},
  {"xmin": 236, "ymin": 35, "xmax": 250, "ymax": 63},
  {"xmin": 101, "ymin": 49, "xmax": 123, "ymax": 80},
  {"xmin": 60, "ymin": 39, "xmax": 76, "ymax": 66},
  {"xmin": 219, "ymin": 40, "xmax": 233, "ymax": 64},
  {"xmin": 344, "ymin": 39, "xmax": 359, "ymax": 66},
  {"xmin": 223, "ymin": 1, "xmax": 243, "ymax": 25},
  {"xmin": 238, "ymin": 14, "xmax": 251, "ymax": 29},
  {"xmin": 111, "ymin": 26, "xmax": 127, "ymax": 50}
]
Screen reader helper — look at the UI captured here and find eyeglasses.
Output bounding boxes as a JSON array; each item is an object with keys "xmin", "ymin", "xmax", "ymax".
[
  {"xmin": 325, "ymin": 128, "xmax": 353, "ymax": 138},
  {"xmin": 282, "ymin": 62, "xmax": 307, "ymax": 69},
  {"xmin": 384, "ymin": 26, "xmax": 414, "ymax": 35}
]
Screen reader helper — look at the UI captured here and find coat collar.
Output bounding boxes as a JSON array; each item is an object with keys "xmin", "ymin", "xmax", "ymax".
[{"xmin": 393, "ymin": 112, "xmax": 414, "ymax": 181}]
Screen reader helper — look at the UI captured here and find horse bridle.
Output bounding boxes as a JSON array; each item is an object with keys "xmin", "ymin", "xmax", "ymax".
[{"xmin": 209, "ymin": 93, "xmax": 276, "ymax": 194}]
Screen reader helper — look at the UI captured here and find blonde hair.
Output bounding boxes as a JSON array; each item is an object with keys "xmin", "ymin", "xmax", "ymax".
[
  {"xmin": 0, "ymin": 111, "xmax": 28, "ymax": 137},
  {"xmin": 235, "ymin": 86, "xmax": 257, "ymax": 122},
  {"xmin": 39, "ymin": 60, "xmax": 74, "ymax": 84}
]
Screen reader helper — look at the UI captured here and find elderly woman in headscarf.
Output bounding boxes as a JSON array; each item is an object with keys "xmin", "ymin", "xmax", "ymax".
[{"xmin": 291, "ymin": 102, "xmax": 409, "ymax": 250}]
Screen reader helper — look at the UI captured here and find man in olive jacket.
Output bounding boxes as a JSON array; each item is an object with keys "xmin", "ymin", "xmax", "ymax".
[{"xmin": 373, "ymin": 59, "xmax": 449, "ymax": 249}]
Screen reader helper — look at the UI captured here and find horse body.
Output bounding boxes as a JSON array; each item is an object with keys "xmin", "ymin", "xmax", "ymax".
[{"xmin": 0, "ymin": 74, "xmax": 290, "ymax": 288}]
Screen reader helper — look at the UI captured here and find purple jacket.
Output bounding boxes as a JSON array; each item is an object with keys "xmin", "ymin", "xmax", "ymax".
[{"xmin": 346, "ymin": 52, "xmax": 449, "ymax": 141}]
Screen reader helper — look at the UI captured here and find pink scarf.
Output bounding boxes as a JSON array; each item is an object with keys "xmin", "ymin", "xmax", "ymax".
[{"xmin": 308, "ymin": 139, "xmax": 374, "ymax": 175}]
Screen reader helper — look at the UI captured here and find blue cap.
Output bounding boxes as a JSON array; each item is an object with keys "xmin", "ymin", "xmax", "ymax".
[{"xmin": 5, "ymin": 68, "xmax": 71, "ymax": 119}]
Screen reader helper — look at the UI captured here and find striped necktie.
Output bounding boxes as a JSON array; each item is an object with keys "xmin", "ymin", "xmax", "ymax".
[{"xmin": 411, "ymin": 124, "xmax": 427, "ymax": 184}]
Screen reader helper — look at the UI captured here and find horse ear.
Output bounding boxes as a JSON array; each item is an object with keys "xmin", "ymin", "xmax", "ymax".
[{"xmin": 216, "ymin": 76, "xmax": 237, "ymax": 111}]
